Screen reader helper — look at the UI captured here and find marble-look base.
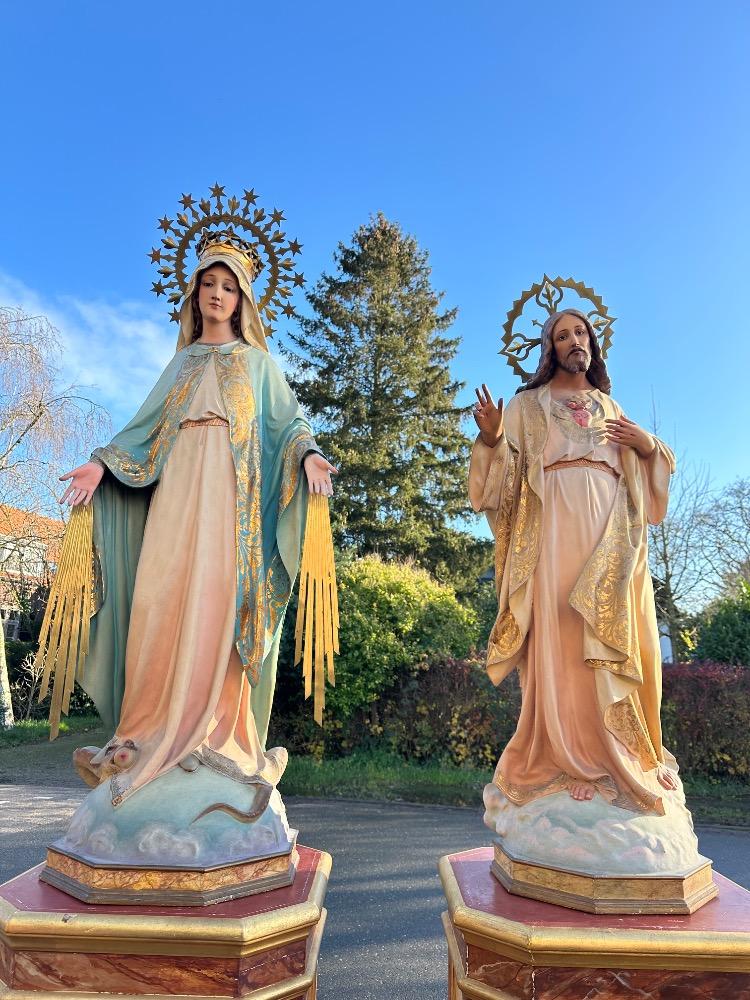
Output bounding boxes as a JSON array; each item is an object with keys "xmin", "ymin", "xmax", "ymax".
[
  {"xmin": 0, "ymin": 846, "xmax": 329, "ymax": 999},
  {"xmin": 440, "ymin": 847, "xmax": 750, "ymax": 1000}
]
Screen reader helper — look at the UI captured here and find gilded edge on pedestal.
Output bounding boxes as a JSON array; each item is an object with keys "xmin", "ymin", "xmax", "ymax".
[
  {"xmin": 491, "ymin": 843, "xmax": 718, "ymax": 915},
  {"xmin": 0, "ymin": 853, "xmax": 331, "ymax": 959},
  {"xmin": 438, "ymin": 854, "xmax": 750, "ymax": 973},
  {"xmin": 0, "ymin": 909, "xmax": 326, "ymax": 1000},
  {"xmin": 44, "ymin": 846, "xmax": 294, "ymax": 892}
]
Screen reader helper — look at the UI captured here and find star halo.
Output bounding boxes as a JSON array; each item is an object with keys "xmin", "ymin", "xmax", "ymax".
[{"xmin": 148, "ymin": 185, "xmax": 305, "ymax": 334}]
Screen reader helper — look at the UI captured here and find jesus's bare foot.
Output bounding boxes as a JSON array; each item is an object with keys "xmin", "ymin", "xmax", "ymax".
[
  {"xmin": 568, "ymin": 780, "xmax": 596, "ymax": 801},
  {"xmin": 656, "ymin": 765, "xmax": 678, "ymax": 790}
]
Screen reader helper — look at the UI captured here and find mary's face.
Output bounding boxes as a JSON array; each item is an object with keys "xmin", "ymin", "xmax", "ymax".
[
  {"xmin": 197, "ymin": 265, "xmax": 240, "ymax": 325},
  {"xmin": 551, "ymin": 313, "xmax": 592, "ymax": 374}
]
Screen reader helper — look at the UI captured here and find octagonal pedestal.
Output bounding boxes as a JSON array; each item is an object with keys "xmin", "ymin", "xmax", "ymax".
[
  {"xmin": 0, "ymin": 845, "xmax": 329, "ymax": 1000},
  {"xmin": 40, "ymin": 840, "xmax": 298, "ymax": 907},
  {"xmin": 440, "ymin": 847, "xmax": 750, "ymax": 1000},
  {"xmin": 491, "ymin": 839, "xmax": 718, "ymax": 915}
]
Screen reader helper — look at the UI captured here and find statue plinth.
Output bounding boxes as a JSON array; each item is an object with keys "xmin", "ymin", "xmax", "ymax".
[
  {"xmin": 440, "ymin": 848, "xmax": 750, "ymax": 1000},
  {"xmin": 0, "ymin": 846, "xmax": 329, "ymax": 1000},
  {"xmin": 491, "ymin": 840, "xmax": 717, "ymax": 915},
  {"xmin": 41, "ymin": 764, "xmax": 299, "ymax": 906},
  {"xmin": 40, "ymin": 841, "xmax": 298, "ymax": 906}
]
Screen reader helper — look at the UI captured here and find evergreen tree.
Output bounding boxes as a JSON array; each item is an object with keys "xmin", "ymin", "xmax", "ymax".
[{"xmin": 282, "ymin": 214, "xmax": 477, "ymax": 582}]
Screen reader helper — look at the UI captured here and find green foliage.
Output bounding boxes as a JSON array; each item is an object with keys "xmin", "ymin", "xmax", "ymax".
[
  {"xmin": 691, "ymin": 582, "xmax": 750, "ymax": 666},
  {"xmin": 281, "ymin": 213, "xmax": 480, "ymax": 583},
  {"xmin": 327, "ymin": 555, "xmax": 478, "ymax": 719},
  {"xmin": 281, "ymin": 750, "xmax": 490, "ymax": 808},
  {"xmin": 5, "ymin": 639, "xmax": 34, "ymax": 674},
  {"xmin": 378, "ymin": 653, "xmax": 520, "ymax": 769},
  {"xmin": 661, "ymin": 661, "xmax": 750, "ymax": 778},
  {"xmin": 0, "ymin": 714, "xmax": 100, "ymax": 748},
  {"xmin": 270, "ymin": 554, "xmax": 481, "ymax": 751}
]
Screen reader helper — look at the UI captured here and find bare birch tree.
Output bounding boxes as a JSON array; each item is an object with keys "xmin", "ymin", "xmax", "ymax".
[
  {"xmin": 701, "ymin": 477, "xmax": 750, "ymax": 594},
  {"xmin": 648, "ymin": 462, "xmax": 716, "ymax": 660},
  {"xmin": 0, "ymin": 306, "xmax": 109, "ymax": 727}
]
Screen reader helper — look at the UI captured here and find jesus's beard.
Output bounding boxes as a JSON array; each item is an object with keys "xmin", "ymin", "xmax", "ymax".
[{"xmin": 559, "ymin": 349, "xmax": 590, "ymax": 375}]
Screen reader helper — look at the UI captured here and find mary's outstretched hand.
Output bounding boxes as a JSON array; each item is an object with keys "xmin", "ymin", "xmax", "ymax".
[
  {"xmin": 59, "ymin": 461, "xmax": 105, "ymax": 506},
  {"xmin": 303, "ymin": 453, "xmax": 338, "ymax": 496}
]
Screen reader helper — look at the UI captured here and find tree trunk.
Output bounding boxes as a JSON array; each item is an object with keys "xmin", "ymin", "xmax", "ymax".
[{"xmin": 0, "ymin": 622, "xmax": 15, "ymax": 729}]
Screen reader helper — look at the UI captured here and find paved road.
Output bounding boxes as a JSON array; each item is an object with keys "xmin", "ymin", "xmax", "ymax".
[{"xmin": 1, "ymin": 784, "xmax": 748, "ymax": 1000}]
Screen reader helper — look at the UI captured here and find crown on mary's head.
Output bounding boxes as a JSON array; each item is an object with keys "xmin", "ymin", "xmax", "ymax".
[{"xmin": 196, "ymin": 227, "xmax": 263, "ymax": 281}]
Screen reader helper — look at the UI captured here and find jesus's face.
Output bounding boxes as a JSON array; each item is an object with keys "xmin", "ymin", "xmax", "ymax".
[{"xmin": 552, "ymin": 313, "xmax": 592, "ymax": 374}]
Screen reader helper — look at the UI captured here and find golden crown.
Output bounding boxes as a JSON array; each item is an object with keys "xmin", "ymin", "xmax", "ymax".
[{"xmin": 195, "ymin": 227, "xmax": 263, "ymax": 280}]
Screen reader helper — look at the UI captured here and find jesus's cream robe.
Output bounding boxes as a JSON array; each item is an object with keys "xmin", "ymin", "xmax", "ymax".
[{"xmin": 470, "ymin": 383, "xmax": 675, "ymax": 814}]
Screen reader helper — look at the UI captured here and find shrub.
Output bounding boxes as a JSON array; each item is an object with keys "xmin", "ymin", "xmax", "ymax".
[
  {"xmin": 270, "ymin": 554, "xmax": 480, "ymax": 751},
  {"xmin": 379, "ymin": 653, "xmax": 520, "ymax": 768},
  {"xmin": 5, "ymin": 640, "xmax": 97, "ymax": 722},
  {"xmin": 315, "ymin": 554, "xmax": 478, "ymax": 720},
  {"xmin": 662, "ymin": 661, "xmax": 750, "ymax": 779},
  {"xmin": 692, "ymin": 583, "xmax": 750, "ymax": 666}
]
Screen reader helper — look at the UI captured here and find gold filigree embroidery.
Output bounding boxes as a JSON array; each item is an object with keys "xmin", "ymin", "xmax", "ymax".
[
  {"xmin": 570, "ymin": 478, "xmax": 642, "ymax": 679},
  {"xmin": 509, "ymin": 475, "xmax": 542, "ymax": 595},
  {"xmin": 215, "ymin": 349, "xmax": 265, "ymax": 684},
  {"xmin": 521, "ymin": 389, "xmax": 548, "ymax": 468},
  {"xmin": 495, "ymin": 769, "xmax": 569, "ymax": 804},
  {"xmin": 95, "ymin": 353, "xmax": 207, "ymax": 485},
  {"xmin": 604, "ymin": 695, "xmax": 659, "ymax": 770},
  {"xmin": 495, "ymin": 767, "xmax": 659, "ymax": 814},
  {"xmin": 507, "ymin": 393, "xmax": 545, "ymax": 596},
  {"xmin": 487, "ymin": 608, "xmax": 523, "ymax": 662},
  {"xmin": 492, "ymin": 449, "xmax": 517, "ymax": 577},
  {"xmin": 95, "ymin": 442, "xmax": 150, "ymax": 483},
  {"xmin": 279, "ymin": 431, "xmax": 317, "ymax": 514},
  {"xmin": 545, "ymin": 458, "xmax": 618, "ymax": 478}
]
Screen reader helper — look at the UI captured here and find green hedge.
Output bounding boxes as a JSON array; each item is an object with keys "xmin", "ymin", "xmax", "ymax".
[
  {"xmin": 270, "ymin": 555, "xmax": 480, "ymax": 755},
  {"xmin": 692, "ymin": 583, "xmax": 750, "ymax": 667},
  {"xmin": 661, "ymin": 662, "xmax": 750, "ymax": 779}
]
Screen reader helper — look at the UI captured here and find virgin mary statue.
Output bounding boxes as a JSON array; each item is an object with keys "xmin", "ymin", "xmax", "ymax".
[{"xmin": 39, "ymin": 209, "xmax": 336, "ymax": 894}]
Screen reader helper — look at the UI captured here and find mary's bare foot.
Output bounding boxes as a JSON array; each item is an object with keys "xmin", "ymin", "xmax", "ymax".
[
  {"xmin": 568, "ymin": 780, "xmax": 596, "ymax": 801},
  {"xmin": 656, "ymin": 765, "xmax": 678, "ymax": 790},
  {"xmin": 73, "ymin": 740, "xmax": 139, "ymax": 787}
]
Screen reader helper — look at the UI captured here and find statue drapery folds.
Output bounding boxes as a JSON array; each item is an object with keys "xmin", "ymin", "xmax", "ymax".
[{"xmin": 470, "ymin": 382, "xmax": 676, "ymax": 815}]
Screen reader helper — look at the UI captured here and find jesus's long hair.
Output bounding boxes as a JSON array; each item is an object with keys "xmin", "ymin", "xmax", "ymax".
[{"xmin": 517, "ymin": 308, "xmax": 612, "ymax": 395}]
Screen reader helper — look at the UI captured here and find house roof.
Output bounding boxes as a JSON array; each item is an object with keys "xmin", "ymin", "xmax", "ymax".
[
  {"xmin": 0, "ymin": 504, "xmax": 64, "ymax": 569},
  {"xmin": 0, "ymin": 504, "xmax": 64, "ymax": 542}
]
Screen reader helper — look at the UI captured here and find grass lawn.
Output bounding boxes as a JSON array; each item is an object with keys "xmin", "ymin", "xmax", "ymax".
[
  {"xmin": 283, "ymin": 751, "xmax": 490, "ymax": 809},
  {"xmin": 283, "ymin": 751, "xmax": 750, "ymax": 826},
  {"xmin": 1, "ymin": 720, "xmax": 747, "ymax": 826},
  {"xmin": 0, "ymin": 715, "xmax": 104, "ymax": 747}
]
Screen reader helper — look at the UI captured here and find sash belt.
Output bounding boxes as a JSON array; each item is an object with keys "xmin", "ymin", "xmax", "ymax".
[
  {"xmin": 180, "ymin": 417, "xmax": 229, "ymax": 428},
  {"xmin": 544, "ymin": 458, "xmax": 619, "ymax": 479}
]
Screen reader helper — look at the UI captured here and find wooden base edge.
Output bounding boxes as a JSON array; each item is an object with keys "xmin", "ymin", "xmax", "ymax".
[{"xmin": 0, "ymin": 909, "xmax": 326, "ymax": 1000}]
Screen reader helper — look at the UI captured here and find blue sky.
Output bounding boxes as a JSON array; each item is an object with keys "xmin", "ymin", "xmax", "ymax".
[{"xmin": 1, "ymin": 1, "xmax": 748, "ymax": 510}]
